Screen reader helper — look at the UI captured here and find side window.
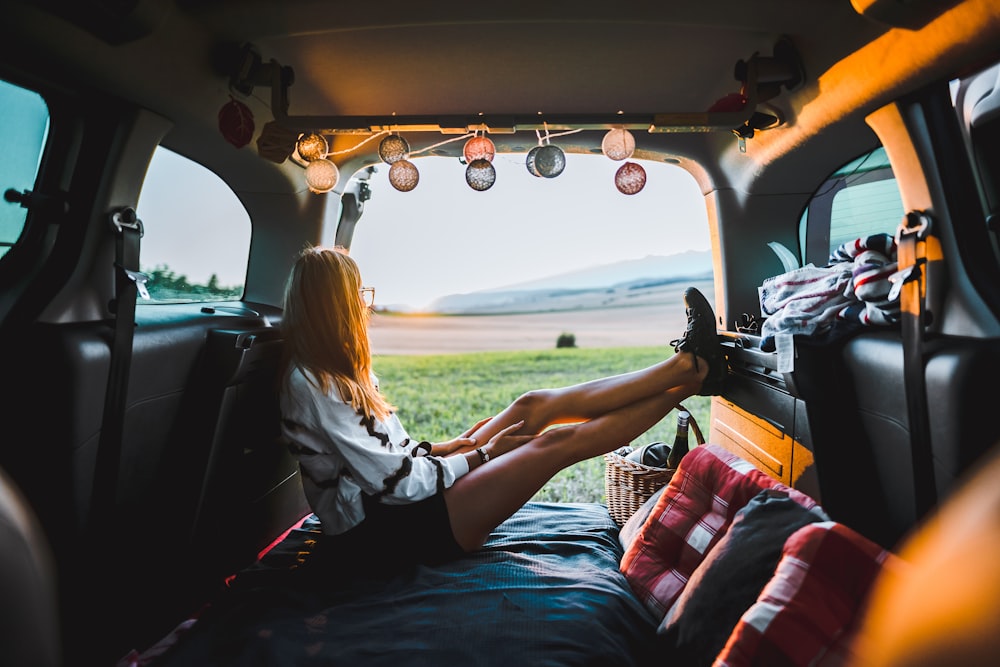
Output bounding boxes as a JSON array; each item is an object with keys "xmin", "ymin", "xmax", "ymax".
[
  {"xmin": 0, "ymin": 78, "xmax": 49, "ymax": 259},
  {"xmin": 137, "ymin": 147, "xmax": 250, "ymax": 302},
  {"xmin": 800, "ymin": 147, "xmax": 904, "ymax": 265}
]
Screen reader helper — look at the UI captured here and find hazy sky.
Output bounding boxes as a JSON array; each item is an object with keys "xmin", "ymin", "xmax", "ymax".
[
  {"xmin": 137, "ymin": 149, "xmax": 710, "ymax": 308},
  {"xmin": 349, "ymin": 154, "xmax": 709, "ymax": 309}
]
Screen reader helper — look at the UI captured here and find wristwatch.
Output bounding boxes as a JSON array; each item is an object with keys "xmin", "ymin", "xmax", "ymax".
[{"xmin": 476, "ymin": 447, "xmax": 490, "ymax": 464}]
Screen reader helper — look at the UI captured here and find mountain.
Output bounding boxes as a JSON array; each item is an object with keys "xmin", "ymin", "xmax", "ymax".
[{"xmin": 422, "ymin": 250, "xmax": 712, "ymax": 315}]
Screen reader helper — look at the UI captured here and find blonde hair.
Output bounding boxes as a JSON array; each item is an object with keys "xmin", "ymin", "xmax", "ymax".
[{"xmin": 282, "ymin": 246, "xmax": 394, "ymax": 420}]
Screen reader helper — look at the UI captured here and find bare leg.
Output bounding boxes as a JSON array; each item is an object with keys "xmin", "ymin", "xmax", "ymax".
[
  {"xmin": 445, "ymin": 384, "xmax": 692, "ymax": 551},
  {"xmin": 461, "ymin": 350, "xmax": 706, "ymax": 449}
]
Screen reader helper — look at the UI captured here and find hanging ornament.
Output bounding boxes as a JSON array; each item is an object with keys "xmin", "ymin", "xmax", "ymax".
[
  {"xmin": 218, "ymin": 95, "xmax": 255, "ymax": 149},
  {"xmin": 305, "ymin": 158, "xmax": 339, "ymax": 194},
  {"xmin": 296, "ymin": 133, "xmax": 328, "ymax": 162},
  {"xmin": 615, "ymin": 161, "xmax": 647, "ymax": 195},
  {"xmin": 525, "ymin": 146, "xmax": 543, "ymax": 177},
  {"xmin": 601, "ymin": 128, "xmax": 636, "ymax": 161},
  {"xmin": 534, "ymin": 145, "xmax": 566, "ymax": 178},
  {"xmin": 463, "ymin": 135, "xmax": 496, "ymax": 163},
  {"xmin": 388, "ymin": 159, "xmax": 420, "ymax": 192},
  {"xmin": 465, "ymin": 158, "xmax": 496, "ymax": 191},
  {"xmin": 379, "ymin": 134, "xmax": 410, "ymax": 164},
  {"xmin": 255, "ymin": 121, "xmax": 297, "ymax": 164}
]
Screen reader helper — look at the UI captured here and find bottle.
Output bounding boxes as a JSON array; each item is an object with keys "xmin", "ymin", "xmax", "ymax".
[
  {"xmin": 665, "ymin": 410, "xmax": 690, "ymax": 469},
  {"xmin": 641, "ymin": 442, "xmax": 672, "ymax": 468}
]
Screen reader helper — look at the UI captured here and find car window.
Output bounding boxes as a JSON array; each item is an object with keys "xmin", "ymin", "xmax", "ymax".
[
  {"xmin": 800, "ymin": 147, "xmax": 904, "ymax": 265},
  {"xmin": 136, "ymin": 147, "xmax": 250, "ymax": 302},
  {"xmin": 0, "ymin": 78, "xmax": 49, "ymax": 260}
]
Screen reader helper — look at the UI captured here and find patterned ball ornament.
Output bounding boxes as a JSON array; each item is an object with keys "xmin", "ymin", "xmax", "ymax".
[
  {"xmin": 378, "ymin": 134, "xmax": 410, "ymax": 164},
  {"xmin": 296, "ymin": 133, "xmax": 328, "ymax": 161},
  {"xmin": 525, "ymin": 146, "xmax": 543, "ymax": 177},
  {"xmin": 601, "ymin": 128, "xmax": 636, "ymax": 161},
  {"xmin": 463, "ymin": 135, "xmax": 496, "ymax": 163},
  {"xmin": 465, "ymin": 158, "xmax": 497, "ymax": 191},
  {"xmin": 615, "ymin": 161, "xmax": 647, "ymax": 195},
  {"xmin": 305, "ymin": 159, "xmax": 340, "ymax": 193},
  {"xmin": 534, "ymin": 145, "xmax": 566, "ymax": 178},
  {"xmin": 388, "ymin": 159, "xmax": 420, "ymax": 192}
]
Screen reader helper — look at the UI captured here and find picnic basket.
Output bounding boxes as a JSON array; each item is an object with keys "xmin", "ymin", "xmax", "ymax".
[{"xmin": 604, "ymin": 405, "xmax": 705, "ymax": 526}]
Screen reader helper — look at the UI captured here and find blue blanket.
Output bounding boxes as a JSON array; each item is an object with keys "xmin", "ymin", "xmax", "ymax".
[{"xmin": 153, "ymin": 502, "xmax": 659, "ymax": 666}]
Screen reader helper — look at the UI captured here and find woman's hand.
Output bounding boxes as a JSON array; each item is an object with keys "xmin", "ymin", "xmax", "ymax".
[
  {"xmin": 433, "ymin": 416, "xmax": 494, "ymax": 455},
  {"xmin": 483, "ymin": 420, "xmax": 535, "ymax": 459}
]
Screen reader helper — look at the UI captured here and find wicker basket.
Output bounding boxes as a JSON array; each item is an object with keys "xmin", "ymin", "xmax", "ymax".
[{"xmin": 604, "ymin": 406, "xmax": 705, "ymax": 527}]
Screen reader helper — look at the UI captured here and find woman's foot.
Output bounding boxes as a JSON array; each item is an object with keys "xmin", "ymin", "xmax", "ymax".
[{"xmin": 669, "ymin": 287, "xmax": 727, "ymax": 395}]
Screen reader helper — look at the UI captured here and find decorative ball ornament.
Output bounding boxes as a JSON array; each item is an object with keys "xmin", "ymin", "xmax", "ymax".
[
  {"xmin": 534, "ymin": 145, "xmax": 566, "ymax": 178},
  {"xmin": 378, "ymin": 134, "xmax": 410, "ymax": 164},
  {"xmin": 388, "ymin": 159, "xmax": 420, "ymax": 192},
  {"xmin": 463, "ymin": 135, "xmax": 496, "ymax": 163},
  {"xmin": 601, "ymin": 128, "xmax": 636, "ymax": 161},
  {"xmin": 525, "ymin": 146, "xmax": 543, "ymax": 177},
  {"xmin": 615, "ymin": 161, "xmax": 647, "ymax": 195},
  {"xmin": 304, "ymin": 158, "xmax": 339, "ymax": 194},
  {"xmin": 296, "ymin": 133, "xmax": 328, "ymax": 162},
  {"xmin": 465, "ymin": 158, "xmax": 497, "ymax": 191},
  {"xmin": 218, "ymin": 96, "xmax": 255, "ymax": 149}
]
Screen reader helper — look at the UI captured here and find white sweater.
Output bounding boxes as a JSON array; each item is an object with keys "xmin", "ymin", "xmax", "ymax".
[{"xmin": 279, "ymin": 366, "xmax": 469, "ymax": 535}]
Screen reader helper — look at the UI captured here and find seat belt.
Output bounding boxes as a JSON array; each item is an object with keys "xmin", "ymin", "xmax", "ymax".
[
  {"xmin": 90, "ymin": 206, "xmax": 149, "ymax": 535},
  {"xmin": 889, "ymin": 210, "xmax": 937, "ymax": 519}
]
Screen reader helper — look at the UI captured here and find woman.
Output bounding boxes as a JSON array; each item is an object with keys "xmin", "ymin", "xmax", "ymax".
[{"xmin": 279, "ymin": 246, "xmax": 726, "ymax": 570}]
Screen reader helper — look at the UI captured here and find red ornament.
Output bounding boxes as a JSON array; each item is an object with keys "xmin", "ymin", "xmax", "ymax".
[
  {"xmin": 218, "ymin": 96, "xmax": 255, "ymax": 148},
  {"xmin": 463, "ymin": 135, "xmax": 495, "ymax": 163},
  {"xmin": 615, "ymin": 161, "xmax": 647, "ymax": 195}
]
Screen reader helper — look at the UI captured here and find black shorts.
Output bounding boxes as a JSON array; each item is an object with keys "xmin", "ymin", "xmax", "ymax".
[{"xmin": 313, "ymin": 492, "xmax": 466, "ymax": 574}]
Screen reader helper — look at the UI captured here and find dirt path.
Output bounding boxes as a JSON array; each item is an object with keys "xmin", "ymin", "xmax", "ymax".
[{"xmin": 369, "ymin": 301, "xmax": 694, "ymax": 355}]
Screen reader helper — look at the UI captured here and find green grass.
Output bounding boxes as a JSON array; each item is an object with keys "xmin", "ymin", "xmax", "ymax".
[{"xmin": 372, "ymin": 346, "xmax": 711, "ymax": 504}]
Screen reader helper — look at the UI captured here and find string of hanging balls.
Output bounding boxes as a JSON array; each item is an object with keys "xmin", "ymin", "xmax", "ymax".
[{"xmin": 296, "ymin": 127, "xmax": 647, "ymax": 196}]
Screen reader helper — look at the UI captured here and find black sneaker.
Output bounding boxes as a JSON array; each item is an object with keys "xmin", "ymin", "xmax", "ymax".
[{"xmin": 669, "ymin": 287, "xmax": 727, "ymax": 396}]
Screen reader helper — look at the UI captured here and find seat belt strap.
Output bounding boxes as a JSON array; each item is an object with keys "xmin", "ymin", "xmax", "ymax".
[
  {"xmin": 91, "ymin": 207, "xmax": 148, "ymax": 534},
  {"xmin": 890, "ymin": 210, "xmax": 936, "ymax": 518}
]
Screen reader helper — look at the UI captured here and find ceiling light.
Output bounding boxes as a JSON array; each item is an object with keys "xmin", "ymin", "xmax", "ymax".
[
  {"xmin": 388, "ymin": 159, "xmax": 420, "ymax": 191},
  {"xmin": 379, "ymin": 134, "xmax": 410, "ymax": 164},
  {"xmin": 601, "ymin": 128, "xmax": 636, "ymax": 161},
  {"xmin": 305, "ymin": 158, "xmax": 339, "ymax": 193},
  {"xmin": 296, "ymin": 133, "xmax": 328, "ymax": 161},
  {"xmin": 614, "ymin": 161, "xmax": 646, "ymax": 195}
]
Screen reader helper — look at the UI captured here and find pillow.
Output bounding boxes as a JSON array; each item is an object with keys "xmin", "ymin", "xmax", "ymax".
[
  {"xmin": 618, "ymin": 486, "xmax": 665, "ymax": 552},
  {"xmin": 655, "ymin": 488, "xmax": 829, "ymax": 667},
  {"xmin": 620, "ymin": 444, "xmax": 819, "ymax": 621},
  {"xmin": 713, "ymin": 521, "xmax": 897, "ymax": 667}
]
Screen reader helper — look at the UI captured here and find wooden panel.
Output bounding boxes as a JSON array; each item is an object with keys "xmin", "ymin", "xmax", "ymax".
[{"xmin": 710, "ymin": 398, "xmax": 789, "ymax": 483}]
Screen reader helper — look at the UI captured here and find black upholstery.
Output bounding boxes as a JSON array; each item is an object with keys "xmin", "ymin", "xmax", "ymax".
[
  {"xmin": 0, "ymin": 465, "xmax": 60, "ymax": 667},
  {"xmin": 0, "ymin": 302, "xmax": 308, "ymax": 665}
]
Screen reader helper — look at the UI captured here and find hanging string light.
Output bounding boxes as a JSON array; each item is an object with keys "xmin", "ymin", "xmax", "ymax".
[
  {"xmin": 388, "ymin": 159, "xmax": 420, "ymax": 192},
  {"xmin": 378, "ymin": 134, "xmax": 410, "ymax": 164},
  {"xmin": 525, "ymin": 145, "xmax": 543, "ymax": 177},
  {"xmin": 614, "ymin": 161, "xmax": 646, "ymax": 195},
  {"xmin": 601, "ymin": 127, "xmax": 635, "ymax": 161},
  {"xmin": 296, "ymin": 132, "xmax": 328, "ymax": 161},
  {"xmin": 463, "ymin": 132, "xmax": 496, "ymax": 163},
  {"xmin": 534, "ymin": 144, "xmax": 566, "ymax": 178},
  {"xmin": 305, "ymin": 158, "xmax": 340, "ymax": 193},
  {"xmin": 465, "ymin": 158, "xmax": 496, "ymax": 191}
]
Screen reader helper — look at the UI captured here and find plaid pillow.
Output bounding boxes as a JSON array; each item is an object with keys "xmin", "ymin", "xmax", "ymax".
[
  {"xmin": 619, "ymin": 444, "xmax": 818, "ymax": 621},
  {"xmin": 713, "ymin": 521, "xmax": 896, "ymax": 667}
]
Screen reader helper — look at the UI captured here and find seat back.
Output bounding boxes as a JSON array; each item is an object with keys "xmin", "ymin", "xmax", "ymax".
[{"xmin": 0, "ymin": 465, "xmax": 60, "ymax": 667}]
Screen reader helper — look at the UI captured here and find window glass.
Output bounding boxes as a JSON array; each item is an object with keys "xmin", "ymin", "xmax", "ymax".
[
  {"xmin": 801, "ymin": 147, "xmax": 903, "ymax": 264},
  {"xmin": 137, "ymin": 147, "xmax": 250, "ymax": 302},
  {"xmin": 0, "ymin": 78, "xmax": 49, "ymax": 259}
]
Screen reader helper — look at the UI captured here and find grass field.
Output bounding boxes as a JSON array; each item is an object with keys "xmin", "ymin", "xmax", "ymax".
[{"xmin": 373, "ymin": 346, "xmax": 712, "ymax": 504}]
